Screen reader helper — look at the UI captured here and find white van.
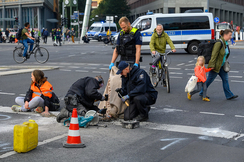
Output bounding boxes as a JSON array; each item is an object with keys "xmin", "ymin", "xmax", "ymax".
[
  {"xmin": 215, "ymin": 22, "xmax": 232, "ymax": 32},
  {"xmin": 86, "ymin": 22, "xmax": 117, "ymax": 41},
  {"xmin": 131, "ymin": 12, "xmax": 215, "ymax": 54}
]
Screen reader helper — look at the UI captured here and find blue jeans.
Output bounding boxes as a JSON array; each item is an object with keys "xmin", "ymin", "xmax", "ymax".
[
  {"xmin": 20, "ymin": 38, "xmax": 34, "ymax": 57},
  {"xmin": 199, "ymin": 67, "xmax": 234, "ymax": 99},
  {"xmin": 231, "ymin": 38, "xmax": 235, "ymax": 45}
]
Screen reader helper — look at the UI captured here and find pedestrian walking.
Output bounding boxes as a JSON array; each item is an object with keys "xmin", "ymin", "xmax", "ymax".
[
  {"xmin": 56, "ymin": 28, "xmax": 62, "ymax": 46},
  {"xmin": 187, "ymin": 56, "xmax": 212, "ymax": 102},
  {"xmin": 199, "ymin": 29, "xmax": 238, "ymax": 100},
  {"xmin": 5, "ymin": 28, "xmax": 9, "ymax": 40},
  {"xmin": 0, "ymin": 29, "xmax": 2, "ymax": 42},
  {"xmin": 231, "ymin": 30, "xmax": 236, "ymax": 46},
  {"xmin": 71, "ymin": 28, "xmax": 75, "ymax": 43},
  {"xmin": 66, "ymin": 29, "xmax": 70, "ymax": 43},
  {"xmin": 43, "ymin": 28, "xmax": 49, "ymax": 44}
]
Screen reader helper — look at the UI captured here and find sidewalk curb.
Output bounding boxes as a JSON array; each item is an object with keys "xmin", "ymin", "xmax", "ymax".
[{"xmin": 0, "ymin": 66, "xmax": 59, "ymax": 69}]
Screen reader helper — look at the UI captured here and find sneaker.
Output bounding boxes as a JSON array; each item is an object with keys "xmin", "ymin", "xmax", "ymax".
[
  {"xmin": 22, "ymin": 56, "xmax": 27, "ymax": 60},
  {"xmin": 11, "ymin": 105, "xmax": 22, "ymax": 112},
  {"xmin": 163, "ymin": 80, "xmax": 166, "ymax": 87},
  {"xmin": 227, "ymin": 95, "xmax": 238, "ymax": 100},
  {"xmin": 34, "ymin": 107, "xmax": 43, "ymax": 113},
  {"xmin": 187, "ymin": 93, "xmax": 192, "ymax": 100},
  {"xmin": 199, "ymin": 95, "xmax": 210, "ymax": 99},
  {"xmin": 134, "ymin": 115, "xmax": 148, "ymax": 122},
  {"xmin": 203, "ymin": 97, "xmax": 210, "ymax": 102}
]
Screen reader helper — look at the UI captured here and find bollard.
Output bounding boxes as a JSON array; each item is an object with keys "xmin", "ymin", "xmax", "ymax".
[
  {"xmin": 240, "ymin": 32, "xmax": 243, "ymax": 41},
  {"xmin": 216, "ymin": 32, "xmax": 220, "ymax": 39},
  {"xmin": 13, "ymin": 120, "xmax": 38, "ymax": 153},
  {"xmin": 235, "ymin": 32, "xmax": 238, "ymax": 41}
]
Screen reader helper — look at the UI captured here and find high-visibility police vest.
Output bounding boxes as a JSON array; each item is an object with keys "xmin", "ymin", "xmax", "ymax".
[
  {"xmin": 117, "ymin": 27, "xmax": 138, "ymax": 61},
  {"xmin": 31, "ymin": 81, "xmax": 53, "ymax": 99}
]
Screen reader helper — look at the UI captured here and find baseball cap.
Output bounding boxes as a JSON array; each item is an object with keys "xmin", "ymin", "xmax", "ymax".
[{"xmin": 116, "ymin": 61, "xmax": 129, "ymax": 75}]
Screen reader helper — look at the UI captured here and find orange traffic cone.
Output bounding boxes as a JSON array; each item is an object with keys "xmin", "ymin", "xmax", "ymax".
[{"xmin": 63, "ymin": 108, "xmax": 86, "ymax": 148}]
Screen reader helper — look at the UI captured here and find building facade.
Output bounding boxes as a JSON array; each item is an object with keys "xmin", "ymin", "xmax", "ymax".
[
  {"xmin": 92, "ymin": 0, "xmax": 102, "ymax": 9},
  {"xmin": 0, "ymin": 0, "xmax": 59, "ymax": 31},
  {"xmin": 127, "ymin": 0, "xmax": 244, "ymax": 27}
]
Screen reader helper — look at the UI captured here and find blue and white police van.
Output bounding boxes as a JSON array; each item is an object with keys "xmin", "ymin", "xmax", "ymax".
[
  {"xmin": 131, "ymin": 12, "xmax": 215, "ymax": 54},
  {"xmin": 86, "ymin": 22, "xmax": 117, "ymax": 41}
]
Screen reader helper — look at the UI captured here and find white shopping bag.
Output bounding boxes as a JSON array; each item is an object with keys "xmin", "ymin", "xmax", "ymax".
[{"xmin": 185, "ymin": 75, "xmax": 198, "ymax": 93}]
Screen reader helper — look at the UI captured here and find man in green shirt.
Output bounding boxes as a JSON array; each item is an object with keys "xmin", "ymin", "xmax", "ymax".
[{"xmin": 21, "ymin": 22, "xmax": 35, "ymax": 60}]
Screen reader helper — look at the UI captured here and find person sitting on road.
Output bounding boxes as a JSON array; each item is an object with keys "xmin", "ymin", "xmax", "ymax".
[
  {"xmin": 20, "ymin": 22, "xmax": 35, "ymax": 60},
  {"xmin": 12, "ymin": 70, "xmax": 54, "ymax": 117},
  {"xmin": 56, "ymin": 76, "xmax": 108, "ymax": 123},
  {"xmin": 150, "ymin": 24, "xmax": 176, "ymax": 72},
  {"xmin": 82, "ymin": 35, "xmax": 90, "ymax": 43},
  {"xmin": 116, "ymin": 61, "xmax": 158, "ymax": 121},
  {"xmin": 187, "ymin": 56, "xmax": 212, "ymax": 102}
]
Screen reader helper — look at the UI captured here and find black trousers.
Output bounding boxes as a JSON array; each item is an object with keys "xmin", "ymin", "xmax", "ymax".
[
  {"xmin": 124, "ymin": 93, "xmax": 154, "ymax": 120},
  {"xmin": 66, "ymin": 103, "xmax": 99, "ymax": 117},
  {"xmin": 44, "ymin": 36, "xmax": 47, "ymax": 43}
]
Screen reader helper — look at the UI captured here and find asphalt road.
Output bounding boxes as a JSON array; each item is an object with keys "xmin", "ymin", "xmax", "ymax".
[{"xmin": 1, "ymin": 41, "xmax": 244, "ymax": 162}]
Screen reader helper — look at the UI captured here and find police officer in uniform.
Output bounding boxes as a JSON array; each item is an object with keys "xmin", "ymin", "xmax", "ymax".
[
  {"xmin": 109, "ymin": 17, "xmax": 142, "ymax": 70},
  {"xmin": 56, "ymin": 76, "xmax": 108, "ymax": 123}
]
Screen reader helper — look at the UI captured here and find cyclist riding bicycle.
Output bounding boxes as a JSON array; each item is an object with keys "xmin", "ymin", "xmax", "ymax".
[
  {"xmin": 149, "ymin": 24, "xmax": 176, "ymax": 73},
  {"xmin": 21, "ymin": 22, "xmax": 35, "ymax": 60}
]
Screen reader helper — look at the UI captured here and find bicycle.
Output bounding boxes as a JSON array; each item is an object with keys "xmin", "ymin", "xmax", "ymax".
[
  {"xmin": 148, "ymin": 51, "xmax": 172, "ymax": 93},
  {"xmin": 13, "ymin": 37, "xmax": 49, "ymax": 64}
]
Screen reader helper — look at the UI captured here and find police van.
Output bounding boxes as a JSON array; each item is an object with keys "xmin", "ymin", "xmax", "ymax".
[
  {"xmin": 131, "ymin": 12, "xmax": 215, "ymax": 54},
  {"xmin": 86, "ymin": 22, "xmax": 117, "ymax": 41}
]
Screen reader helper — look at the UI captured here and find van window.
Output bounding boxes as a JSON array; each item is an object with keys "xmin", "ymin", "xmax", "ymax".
[
  {"xmin": 89, "ymin": 27, "xmax": 101, "ymax": 32},
  {"xmin": 136, "ymin": 18, "xmax": 152, "ymax": 31},
  {"xmin": 156, "ymin": 17, "xmax": 181, "ymax": 30},
  {"xmin": 181, "ymin": 16, "xmax": 209, "ymax": 30},
  {"xmin": 105, "ymin": 27, "xmax": 117, "ymax": 32}
]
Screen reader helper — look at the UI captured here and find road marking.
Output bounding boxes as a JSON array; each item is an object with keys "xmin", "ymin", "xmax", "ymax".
[
  {"xmin": 59, "ymin": 69, "xmax": 71, "ymax": 72},
  {"xmin": 231, "ymin": 80, "xmax": 244, "ymax": 83},
  {"xmin": 84, "ymin": 67, "xmax": 97, "ymax": 70},
  {"xmin": 92, "ymin": 71, "xmax": 107, "ymax": 74},
  {"xmin": 0, "ymin": 69, "xmax": 48, "ymax": 76},
  {"xmin": 149, "ymin": 124, "xmax": 240, "ymax": 139},
  {"xmin": 169, "ymin": 67, "xmax": 181, "ymax": 70},
  {"xmin": 99, "ymin": 68, "xmax": 109, "ymax": 70},
  {"xmin": 169, "ymin": 72, "xmax": 183, "ymax": 75},
  {"xmin": 0, "ymin": 92, "xmax": 15, "ymax": 95},
  {"xmin": 170, "ymin": 76, "xmax": 183, "ymax": 79},
  {"xmin": 75, "ymin": 70, "xmax": 89, "ymax": 73},
  {"xmin": 0, "ymin": 134, "xmax": 67, "ymax": 159},
  {"xmin": 0, "ymin": 114, "xmax": 11, "ymax": 121},
  {"xmin": 68, "ymin": 55, "xmax": 76, "ymax": 57},
  {"xmin": 229, "ymin": 76, "xmax": 243, "ymax": 78},
  {"xmin": 88, "ymin": 64, "xmax": 100, "ymax": 66},
  {"xmin": 188, "ymin": 60, "xmax": 194, "ymax": 63},
  {"xmin": 200, "ymin": 112, "xmax": 225, "ymax": 116},
  {"xmin": 69, "ymin": 66, "xmax": 80, "ymax": 69},
  {"xmin": 0, "ymin": 68, "xmax": 9, "ymax": 71},
  {"xmin": 163, "ymin": 108, "xmax": 184, "ymax": 112},
  {"xmin": 160, "ymin": 138, "xmax": 187, "ymax": 150},
  {"xmin": 103, "ymin": 64, "xmax": 110, "ymax": 66},
  {"xmin": 185, "ymin": 68, "xmax": 194, "ymax": 71},
  {"xmin": 19, "ymin": 94, "xmax": 26, "ymax": 96},
  {"xmin": 235, "ymin": 115, "xmax": 244, "ymax": 118},
  {"xmin": 230, "ymin": 71, "xmax": 239, "ymax": 73},
  {"xmin": 214, "ymin": 79, "xmax": 222, "ymax": 82},
  {"xmin": 176, "ymin": 63, "xmax": 185, "ymax": 66},
  {"xmin": 185, "ymin": 64, "xmax": 195, "ymax": 67}
]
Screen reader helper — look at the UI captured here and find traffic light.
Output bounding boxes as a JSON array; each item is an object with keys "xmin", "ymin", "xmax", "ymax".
[
  {"xmin": 61, "ymin": 18, "xmax": 64, "ymax": 26},
  {"xmin": 15, "ymin": 17, "xmax": 18, "ymax": 22},
  {"xmin": 64, "ymin": 18, "xmax": 68, "ymax": 25}
]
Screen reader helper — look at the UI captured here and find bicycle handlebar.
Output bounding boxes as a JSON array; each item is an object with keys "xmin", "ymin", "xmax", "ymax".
[{"xmin": 154, "ymin": 50, "xmax": 173, "ymax": 56}]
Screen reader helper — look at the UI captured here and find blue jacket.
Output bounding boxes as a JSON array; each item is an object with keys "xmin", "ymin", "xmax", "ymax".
[
  {"xmin": 56, "ymin": 31, "xmax": 61, "ymax": 38},
  {"xmin": 44, "ymin": 31, "xmax": 49, "ymax": 36},
  {"xmin": 121, "ymin": 66, "xmax": 158, "ymax": 100}
]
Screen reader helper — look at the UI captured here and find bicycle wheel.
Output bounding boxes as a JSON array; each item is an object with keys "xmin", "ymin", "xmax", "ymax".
[
  {"xmin": 149, "ymin": 66, "xmax": 159, "ymax": 88},
  {"xmin": 35, "ymin": 47, "xmax": 49, "ymax": 64},
  {"xmin": 165, "ymin": 67, "xmax": 170, "ymax": 93},
  {"xmin": 13, "ymin": 47, "xmax": 25, "ymax": 64}
]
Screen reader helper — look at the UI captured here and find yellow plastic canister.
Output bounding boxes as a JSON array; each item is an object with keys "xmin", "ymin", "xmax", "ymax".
[{"xmin": 13, "ymin": 119, "xmax": 38, "ymax": 153}]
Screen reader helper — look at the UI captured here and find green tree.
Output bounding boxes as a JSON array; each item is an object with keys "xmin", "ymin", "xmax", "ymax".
[{"xmin": 91, "ymin": 0, "xmax": 130, "ymax": 22}]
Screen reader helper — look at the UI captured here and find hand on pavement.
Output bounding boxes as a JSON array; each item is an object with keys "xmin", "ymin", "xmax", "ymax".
[{"xmin": 24, "ymin": 101, "xmax": 30, "ymax": 109}]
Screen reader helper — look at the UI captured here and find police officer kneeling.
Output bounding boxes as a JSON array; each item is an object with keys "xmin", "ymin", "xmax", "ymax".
[
  {"xmin": 116, "ymin": 61, "xmax": 158, "ymax": 121},
  {"xmin": 56, "ymin": 76, "xmax": 107, "ymax": 123}
]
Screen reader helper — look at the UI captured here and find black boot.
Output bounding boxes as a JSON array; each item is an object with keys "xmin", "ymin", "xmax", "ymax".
[{"xmin": 56, "ymin": 108, "xmax": 70, "ymax": 123}]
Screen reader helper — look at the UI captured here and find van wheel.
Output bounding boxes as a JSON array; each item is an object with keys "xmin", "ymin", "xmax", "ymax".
[
  {"xmin": 184, "ymin": 48, "xmax": 189, "ymax": 53},
  {"xmin": 188, "ymin": 42, "xmax": 199, "ymax": 54}
]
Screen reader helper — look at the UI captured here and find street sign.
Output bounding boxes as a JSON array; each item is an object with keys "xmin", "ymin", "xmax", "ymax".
[
  {"xmin": 79, "ymin": 13, "xmax": 84, "ymax": 15},
  {"xmin": 106, "ymin": 16, "xmax": 114, "ymax": 23},
  {"xmin": 214, "ymin": 17, "xmax": 219, "ymax": 23},
  {"xmin": 71, "ymin": 15, "xmax": 76, "ymax": 19},
  {"xmin": 79, "ymin": 21, "xmax": 83, "ymax": 24},
  {"xmin": 71, "ymin": 22, "xmax": 79, "ymax": 25}
]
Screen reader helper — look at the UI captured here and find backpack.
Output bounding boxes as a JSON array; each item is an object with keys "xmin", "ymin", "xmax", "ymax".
[
  {"xmin": 16, "ymin": 28, "xmax": 23, "ymax": 40},
  {"xmin": 198, "ymin": 40, "xmax": 223, "ymax": 64},
  {"xmin": 49, "ymin": 92, "xmax": 60, "ymax": 111}
]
